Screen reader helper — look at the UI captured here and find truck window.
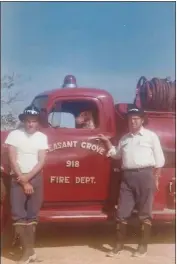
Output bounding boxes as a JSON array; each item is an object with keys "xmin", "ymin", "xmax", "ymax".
[
  {"xmin": 48, "ymin": 100, "xmax": 99, "ymax": 129},
  {"xmin": 31, "ymin": 95, "xmax": 48, "ymax": 110},
  {"xmin": 48, "ymin": 112, "xmax": 76, "ymax": 128}
]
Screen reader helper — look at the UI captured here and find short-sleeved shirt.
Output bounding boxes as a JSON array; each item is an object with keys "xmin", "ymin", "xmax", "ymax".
[
  {"xmin": 107, "ymin": 127, "xmax": 165, "ymax": 170},
  {"xmin": 5, "ymin": 129, "xmax": 48, "ymax": 173}
]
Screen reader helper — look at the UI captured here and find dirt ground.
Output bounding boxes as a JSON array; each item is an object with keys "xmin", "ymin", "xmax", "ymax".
[{"xmin": 1, "ymin": 223, "xmax": 175, "ymax": 264}]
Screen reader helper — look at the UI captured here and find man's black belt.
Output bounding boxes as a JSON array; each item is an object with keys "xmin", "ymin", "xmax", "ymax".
[{"xmin": 123, "ymin": 166, "xmax": 154, "ymax": 172}]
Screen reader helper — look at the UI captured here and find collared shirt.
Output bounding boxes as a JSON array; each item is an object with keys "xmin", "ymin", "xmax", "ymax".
[
  {"xmin": 5, "ymin": 129, "xmax": 48, "ymax": 173},
  {"xmin": 107, "ymin": 127, "xmax": 165, "ymax": 170}
]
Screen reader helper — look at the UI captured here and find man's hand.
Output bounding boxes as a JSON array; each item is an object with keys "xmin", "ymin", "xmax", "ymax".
[
  {"xmin": 155, "ymin": 178, "xmax": 159, "ymax": 191},
  {"xmin": 154, "ymin": 170, "xmax": 160, "ymax": 191},
  {"xmin": 16, "ymin": 175, "xmax": 28, "ymax": 184},
  {"xmin": 23, "ymin": 183, "xmax": 34, "ymax": 195},
  {"xmin": 97, "ymin": 134, "xmax": 110, "ymax": 142},
  {"xmin": 97, "ymin": 134, "xmax": 113, "ymax": 150}
]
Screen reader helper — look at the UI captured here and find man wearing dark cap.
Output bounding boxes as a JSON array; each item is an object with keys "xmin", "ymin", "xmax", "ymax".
[
  {"xmin": 98, "ymin": 107, "xmax": 165, "ymax": 257},
  {"xmin": 5, "ymin": 105, "xmax": 48, "ymax": 264}
]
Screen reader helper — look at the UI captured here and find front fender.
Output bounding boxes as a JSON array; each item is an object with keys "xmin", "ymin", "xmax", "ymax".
[
  {"xmin": 1, "ymin": 172, "xmax": 11, "ymax": 203},
  {"xmin": 1, "ymin": 176, "xmax": 6, "ymax": 203},
  {"xmin": 1, "ymin": 147, "xmax": 11, "ymax": 176},
  {"xmin": 1, "ymin": 172, "xmax": 11, "ymax": 234}
]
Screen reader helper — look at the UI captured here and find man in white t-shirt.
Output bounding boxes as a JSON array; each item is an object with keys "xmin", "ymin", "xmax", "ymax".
[{"xmin": 5, "ymin": 105, "xmax": 48, "ymax": 264}]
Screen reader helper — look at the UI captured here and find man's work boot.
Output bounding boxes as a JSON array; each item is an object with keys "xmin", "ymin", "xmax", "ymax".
[
  {"xmin": 133, "ymin": 220, "xmax": 151, "ymax": 258},
  {"xmin": 26, "ymin": 224, "xmax": 37, "ymax": 261},
  {"xmin": 27, "ymin": 222, "xmax": 43, "ymax": 263},
  {"xmin": 107, "ymin": 222, "xmax": 127, "ymax": 257},
  {"xmin": 15, "ymin": 224, "xmax": 36, "ymax": 264}
]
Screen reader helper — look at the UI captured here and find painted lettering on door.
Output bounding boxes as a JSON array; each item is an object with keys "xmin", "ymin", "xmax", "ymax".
[
  {"xmin": 48, "ymin": 140, "xmax": 105, "ymax": 156},
  {"xmin": 50, "ymin": 176, "xmax": 96, "ymax": 184}
]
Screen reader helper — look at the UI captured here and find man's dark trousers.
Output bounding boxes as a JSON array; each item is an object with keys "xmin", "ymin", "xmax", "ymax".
[
  {"xmin": 117, "ymin": 167, "xmax": 155, "ymax": 222},
  {"xmin": 10, "ymin": 174, "xmax": 43, "ymax": 225},
  {"xmin": 110, "ymin": 167, "xmax": 156, "ymax": 256}
]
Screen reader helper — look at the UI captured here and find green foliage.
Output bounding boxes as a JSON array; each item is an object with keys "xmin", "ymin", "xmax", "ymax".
[{"xmin": 1, "ymin": 73, "xmax": 21, "ymax": 130}]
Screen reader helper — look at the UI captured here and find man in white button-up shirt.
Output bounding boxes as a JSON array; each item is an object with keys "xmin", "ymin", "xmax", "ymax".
[{"xmin": 98, "ymin": 107, "xmax": 165, "ymax": 258}]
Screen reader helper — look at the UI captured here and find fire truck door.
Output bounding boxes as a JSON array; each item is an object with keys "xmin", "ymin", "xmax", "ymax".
[
  {"xmin": 42, "ymin": 130, "xmax": 111, "ymax": 203},
  {"xmin": 42, "ymin": 99, "xmax": 112, "ymax": 203}
]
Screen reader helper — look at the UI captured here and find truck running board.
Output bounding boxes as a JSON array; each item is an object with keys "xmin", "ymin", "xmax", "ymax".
[
  {"xmin": 152, "ymin": 208, "xmax": 175, "ymax": 214},
  {"xmin": 39, "ymin": 208, "xmax": 175, "ymax": 223},
  {"xmin": 132, "ymin": 208, "xmax": 176, "ymax": 222},
  {"xmin": 39, "ymin": 210, "xmax": 109, "ymax": 222},
  {"xmin": 131, "ymin": 208, "xmax": 176, "ymax": 215}
]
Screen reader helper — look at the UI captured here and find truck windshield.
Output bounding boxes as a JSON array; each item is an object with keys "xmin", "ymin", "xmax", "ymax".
[{"xmin": 31, "ymin": 95, "xmax": 48, "ymax": 110}]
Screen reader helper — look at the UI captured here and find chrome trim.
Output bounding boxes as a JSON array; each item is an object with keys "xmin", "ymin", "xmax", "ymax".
[{"xmin": 39, "ymin": 214, "xmax": 107, "ymax": 219}]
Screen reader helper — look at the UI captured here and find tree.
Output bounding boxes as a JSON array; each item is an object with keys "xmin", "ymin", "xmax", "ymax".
[{"xmin": 1, "ymin": 73, "xmax": 23, "ymax": 130}]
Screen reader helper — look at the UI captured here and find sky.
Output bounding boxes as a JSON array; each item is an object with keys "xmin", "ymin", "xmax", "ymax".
[{"xmin": 1, "ymin": 1, "xmax": 176, "ymax": 115}]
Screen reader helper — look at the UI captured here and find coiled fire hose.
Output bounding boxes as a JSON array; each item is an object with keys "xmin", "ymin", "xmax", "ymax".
[{"xmin": 134, "ymin": 76, "xmax": 176, "ymax": 112}]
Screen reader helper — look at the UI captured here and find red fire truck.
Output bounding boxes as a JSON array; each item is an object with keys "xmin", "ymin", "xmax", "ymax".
[{"xmin": 1, "ymin": 75, "xmax": 175, "ymax": 235}]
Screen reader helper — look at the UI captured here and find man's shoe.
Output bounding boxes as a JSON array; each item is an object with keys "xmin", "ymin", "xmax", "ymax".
[
  {"xmin": 132, "ymin": 244, "xmax": 147, "ymax": 257},
  {"xmin": 107, "ymin": 244, "xmax": 123, "ymax": 257},
  {"xmin": 17, "ymin": 251, "xmax": 37, "ymax": 264},
  {"xmin": 107, "ymin": 221, "xmax": 127, "ymax": 257}
]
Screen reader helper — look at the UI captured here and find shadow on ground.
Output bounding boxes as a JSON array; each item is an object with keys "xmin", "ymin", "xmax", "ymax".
[{"xmin": 2, "ymin": 222, "xmax": 175, "ymax": 262}]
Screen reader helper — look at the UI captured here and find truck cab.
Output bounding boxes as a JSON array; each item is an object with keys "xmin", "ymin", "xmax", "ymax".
[{"xmin": 31, "ymin": 87, "xmax": 118, "ymax": 222}]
